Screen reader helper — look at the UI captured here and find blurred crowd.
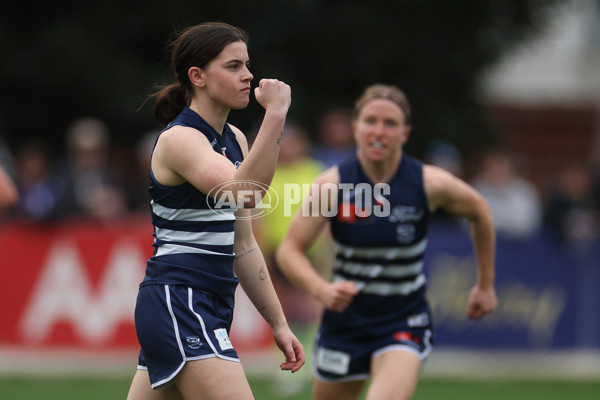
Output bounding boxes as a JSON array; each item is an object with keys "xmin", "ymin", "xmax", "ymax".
[
  {"xmin": 1, "ymin": 111, "xmax": 600, "ymax": 326},
  {"xmin": 0, "ymin": 118, "xmax": 156, "ymax": 223},
  {"xmin": 1, "ymin": 111, "xmax": 600, "ymax": 244}
]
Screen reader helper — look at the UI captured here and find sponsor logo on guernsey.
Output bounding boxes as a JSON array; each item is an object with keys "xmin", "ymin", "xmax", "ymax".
[
  {"xmin": 407, "ymin": 312, "xmax": 429, "ymax": 327},
  {"xmin": 186, "ymin": 336, "xmax": 202, "ymax": 349},
  {"xmin": 316, "ymin": 347, "xmax": 350, "ymax": 375},
  {"xmin": 388, "ymin": 206, "xmax": 424, "ymax": 223},
  {"xmin": 214, "ymin": 328, "xmax": 233, "ymax": 351}
]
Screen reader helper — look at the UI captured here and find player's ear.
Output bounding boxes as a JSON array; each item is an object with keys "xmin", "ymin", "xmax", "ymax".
[
  {"xmin": 189, "ymin": 67, "xmax": 206, "ymax": 88},
  {"xmin": 352, "ymin": 120, "xmax": 359, "ymax": 141},
  {"xmin": 401, "ymin": 125, "xmax": 412, "ymax": 145}
]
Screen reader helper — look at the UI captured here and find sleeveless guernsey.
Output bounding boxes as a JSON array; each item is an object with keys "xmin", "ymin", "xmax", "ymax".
[
  {"xmin": 140, "ymin": 107, "xmax": 244, "ymax": 307},
  {"xmin": 323, "ymin": 154, "xmax": 431, "ymax": 333}
]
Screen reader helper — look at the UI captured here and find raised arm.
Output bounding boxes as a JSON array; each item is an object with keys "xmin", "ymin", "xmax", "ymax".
[
  {"xmin": 424, "ymin": 164, "xmax": 498, "ymax": 319},
  {"xmin": 234, "ymin": 79, "xmax": 290, "ymax": 185},
  {"xmin": 152, "ymin": 79, "xmax": 290, "ymax": 207},
  {"xmin": 276, "ymin": 167, "xmax": 358, "ymax": 312}
]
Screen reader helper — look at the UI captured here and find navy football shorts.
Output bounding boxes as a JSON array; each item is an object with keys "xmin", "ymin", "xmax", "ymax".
[
  {"xmin": 135, "ymin": 284, "xmax": 239, "ymax": 389},
  {"xmin": 313, "ymin": 312, "xmax": 434, "ymax": 382}
]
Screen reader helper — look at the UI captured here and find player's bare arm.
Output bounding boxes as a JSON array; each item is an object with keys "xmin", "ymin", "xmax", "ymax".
[{"xmin": 424, "ymin": 165, "xmax": 498, "ymax": 319}]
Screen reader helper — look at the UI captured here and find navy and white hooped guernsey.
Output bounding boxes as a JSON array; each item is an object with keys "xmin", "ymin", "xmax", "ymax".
[
  {"xmin": 328, "ymin": 154, "xmax": 430, "ymax": 300},
  {"xmin": 313, "ymin": 154, "xmax": 434, "ymax": 381},
  {"xmin": 141, "ymin": 107, "xmax": 244, "ymax": 307}
]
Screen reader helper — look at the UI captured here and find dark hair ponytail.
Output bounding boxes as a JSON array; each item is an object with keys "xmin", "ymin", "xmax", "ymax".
[
  {"xmin": 153, "ymin": 83, "xmax": 190, "ymax": 126},
  {"xmin": 151, "ymin": 22, "xmax": 249, "ymax": 126}
]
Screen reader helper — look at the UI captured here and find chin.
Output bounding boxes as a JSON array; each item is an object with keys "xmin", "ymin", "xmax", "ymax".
[
  {"xmin": 365, "ymin": 149, "xmax": 388, "ymax": 161},
  {"xmin": 231, "ymin": 100, "xmax": 250, "ymax": 110}
]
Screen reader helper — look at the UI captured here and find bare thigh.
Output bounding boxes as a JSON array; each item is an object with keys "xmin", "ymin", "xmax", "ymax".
[
  {"xmin": 127, "ymin": 369, "xmax": 184, "ymax": 400},
  {"xmin": 313, "ymin": 377, "xmax": 366, "ymax": 400},
  {"xmin": 366, "ymin": 349, "xmax": 422, "ymax": 400},
  {"xmin": 175, "ymin": 357, "xmax": 253, "ymax": 400}
]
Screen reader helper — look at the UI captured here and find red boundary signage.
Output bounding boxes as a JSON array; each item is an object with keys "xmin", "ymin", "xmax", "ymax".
[{"xmin": 0, "ymin": 219, "xmax": 273, "ymax": 353}]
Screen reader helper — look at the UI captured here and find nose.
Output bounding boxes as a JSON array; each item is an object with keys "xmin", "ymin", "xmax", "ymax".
[
  {"xmin": 243, "ymin": 66, "xmax": 253, "ymax": 82},
  {"xmin": 371, "ymin": 121, "xmax": 386, "ymax": 136}
]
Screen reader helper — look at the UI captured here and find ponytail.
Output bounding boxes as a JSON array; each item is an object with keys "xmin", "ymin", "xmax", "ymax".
[{"xmin": 152, "ymin": 83, "xmax": 190, "ymax": 126}]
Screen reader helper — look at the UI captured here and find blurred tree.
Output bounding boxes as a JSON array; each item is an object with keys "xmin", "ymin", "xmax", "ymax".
[{"xmin": 0, "ymin": 0, "xmax": 564, "ymax": 157}]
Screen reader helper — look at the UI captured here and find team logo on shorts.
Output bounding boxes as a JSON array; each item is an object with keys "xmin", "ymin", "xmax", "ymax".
[{"xmin": 186, "ymin": 336, "xmax": 202, "ymax": 349}]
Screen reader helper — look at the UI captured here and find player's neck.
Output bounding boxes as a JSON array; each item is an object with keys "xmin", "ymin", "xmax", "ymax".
[
  {"xmin": 189, "ymin": 98, "xmax": 230, "ymax": 134},
  {"xmin": 358, "ymin": 151, "xmax": 402, "ymax": 183}
]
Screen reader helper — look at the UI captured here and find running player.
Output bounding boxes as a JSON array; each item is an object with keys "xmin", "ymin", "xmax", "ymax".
[{"xmin": 276, "ymin": 84, "xmax": 497, "ymax": 400}]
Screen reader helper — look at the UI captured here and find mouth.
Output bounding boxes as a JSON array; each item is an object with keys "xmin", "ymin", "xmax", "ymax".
[{"xmin": 370, "ymin": 141, "xmax": 385, "ymax": 148}]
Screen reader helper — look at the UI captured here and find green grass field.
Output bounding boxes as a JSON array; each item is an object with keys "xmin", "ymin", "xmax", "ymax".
[{"xmin": 1, "ymin": 376, "xmax": 599, "ymax": 399}]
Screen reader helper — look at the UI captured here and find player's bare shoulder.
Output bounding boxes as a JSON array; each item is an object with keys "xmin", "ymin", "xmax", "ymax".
[
  {"xmin": 423, "ymin": 164, "xmax": 461, "ymax": 210},
  {"xmin": 423, "ymin": 164, "xmax": 456, "ymax": 189},
  {"xmin": 156, "ymin": 124, "xmax": 211, "ymax": 155},
  {"xmin": 153, "ymin": 124, "xmax": 222, "ymax": 187}
]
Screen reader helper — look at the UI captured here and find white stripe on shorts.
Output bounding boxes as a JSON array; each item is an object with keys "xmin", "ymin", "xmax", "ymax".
[
  {"xmin": 188, "ymin": 287, "xmax": 219, "ymax": 355},
  {"xmin": 151, "ymin": 285, "xmax": 187, "ymax": 389}
]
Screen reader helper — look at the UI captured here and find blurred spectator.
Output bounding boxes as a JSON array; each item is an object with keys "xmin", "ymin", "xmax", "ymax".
[
  {"xmin": 470, "ymin": 147, "xmax": 542, "ymax": 240},
  {"xmin": 311, "ymin": 108, "xmax": 355, "ymax": 167},
  {"xmin": 13, "ymin": 139, "xmax": 65, "ymax": 221},
  {"xmin": 0, "ymin": 138, "xmax": 18, "ymax": 217},
  {"xmin": 544, "ymin": 161, "xmax": 599, "ymax": 245},
  {"xmin": 259, "ymin": 122, "xmax": 326, "ymax": 255},
  {"xmin": 593, "ymin": 154, "xmax": 600, "ymax": 216},
  {"xmin": 54, "ymin": 117, "xmax": 127, "ymax": 221},
  {"xmin": 123, "ymin": 130, "xmax": 159, "ymax": 215},
  {"xmin": 425, "ymin": 139, "xmax": 464, "ymax": 178},
  {"xmin": 0, "ymin": 165, "xmax": 18, "ymax": 217},
  {"xmin": 0, "ymin": 137, "xmax": 16, "ymax": 178}
]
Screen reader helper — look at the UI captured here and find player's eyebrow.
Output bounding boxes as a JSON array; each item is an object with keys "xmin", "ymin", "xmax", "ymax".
[{"xmin": 224, "ymin": 58, "xmax": 249, "ymax": 66}]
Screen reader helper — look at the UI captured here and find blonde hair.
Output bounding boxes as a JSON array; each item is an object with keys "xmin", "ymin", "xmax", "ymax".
[{"xmin": 353, "ymin": 84, "xmax": 411, "ymax": 125}]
